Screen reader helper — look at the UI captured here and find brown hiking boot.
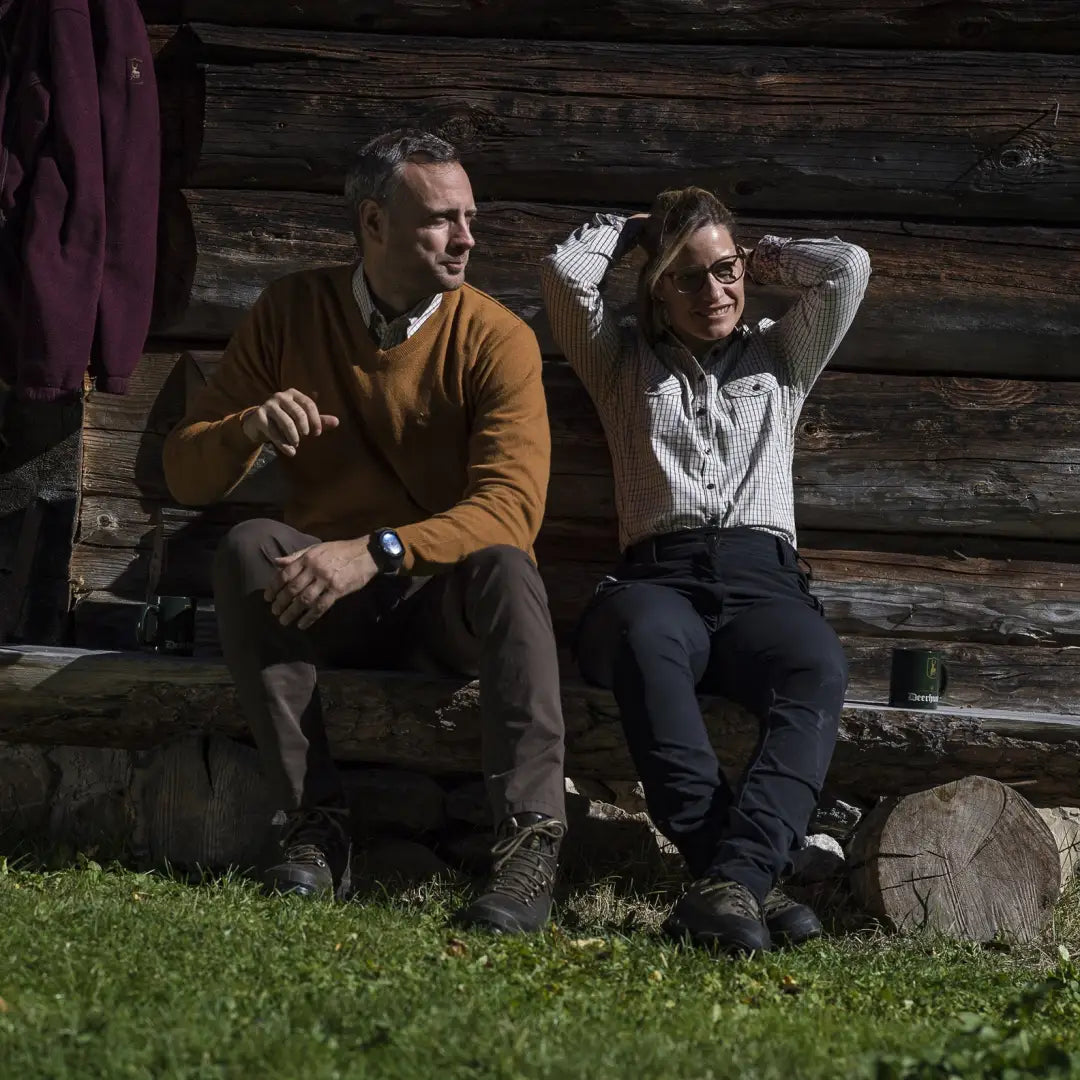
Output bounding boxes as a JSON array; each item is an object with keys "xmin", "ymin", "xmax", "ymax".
[
  {"xmin": 454, "ymin": 813, "xmax": 565, "ymax": 934},
  {"xmin": 664, "ymin": 877, "xmax": 772, "ymax": 955},
  {"xmin": 262, "ymin": 806, "xmax": 352, "ymax": 900},
  {"xmin": 762, "ymin": 886, "xmax": 823, "ymax": 945}
]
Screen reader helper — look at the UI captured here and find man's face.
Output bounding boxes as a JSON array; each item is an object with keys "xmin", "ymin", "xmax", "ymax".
[{"xmin": 362, "ymin": 161, "xmax": 477, "ymax": 304}]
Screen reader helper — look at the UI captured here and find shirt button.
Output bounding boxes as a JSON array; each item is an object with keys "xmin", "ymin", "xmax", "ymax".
[
  {"xmin": 706, "ymin": 483, "xmax": 716, "ymax": 490},
  {"xmin": 704, "ymin": 447, "xmax": 712, "ymax": 455}
]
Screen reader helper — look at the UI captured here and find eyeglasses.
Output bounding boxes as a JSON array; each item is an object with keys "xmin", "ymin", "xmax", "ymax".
[{"xmin": 666, "ymin": 249, "xmax": 746, "ymax": 295}]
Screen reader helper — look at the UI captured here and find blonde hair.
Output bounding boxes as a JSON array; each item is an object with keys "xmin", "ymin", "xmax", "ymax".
[{"xmin": 637, "ymin": 187, "xmax": 738, "ymax": 344}]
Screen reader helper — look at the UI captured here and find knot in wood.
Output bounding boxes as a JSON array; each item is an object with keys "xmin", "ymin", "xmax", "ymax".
[
  {"xmin": 419, "ymin": 105, "xmax": 503, "ymax": 149},
  {"xmin": 971, "ymin": 132, "xmax": 1053, "ymax": 193},
  {"xmin": 931, "ymin": 377, "xmax": 1039, "ymax": 410}
]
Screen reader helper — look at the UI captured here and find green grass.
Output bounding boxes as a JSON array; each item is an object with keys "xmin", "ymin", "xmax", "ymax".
[{"xmin": 2, "ymin": 858, "xmax": 1080, "ymax": 1079}]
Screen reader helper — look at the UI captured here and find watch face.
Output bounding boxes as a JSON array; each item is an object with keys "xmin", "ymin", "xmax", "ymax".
[{"xmin": 381, "ymin": 532, "xmax": 404, "ymax": 558}]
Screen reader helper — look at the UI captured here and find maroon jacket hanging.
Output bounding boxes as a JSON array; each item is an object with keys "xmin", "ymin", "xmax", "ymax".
[{"xmin": 0, "ymin": 0, "xmax": 159, "ymax": 401}]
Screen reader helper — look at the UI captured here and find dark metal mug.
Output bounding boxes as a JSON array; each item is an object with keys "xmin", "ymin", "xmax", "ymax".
[
  {"xmin": 137, "ymin": 595, "xmax": 197, "ymax": 656},
  {"xmin": 889, "ymin": 648, "xmax": 948, "ymax": 710}
]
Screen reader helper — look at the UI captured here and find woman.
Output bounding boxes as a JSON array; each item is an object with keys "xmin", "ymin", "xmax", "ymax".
[{"xmin": 540, "ymin": 189, "xmax": 870, "ymax": 954}]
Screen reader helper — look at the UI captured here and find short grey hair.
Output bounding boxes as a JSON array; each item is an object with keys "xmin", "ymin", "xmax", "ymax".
[{"xmin": 344, "ymin": 128, "xmax": 459, "ymax": 241}]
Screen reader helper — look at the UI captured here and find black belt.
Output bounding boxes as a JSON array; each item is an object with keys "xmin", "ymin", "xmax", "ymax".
[{"xmin": 623, "ymin": 525, "xmax": 774, "ymax": 564}]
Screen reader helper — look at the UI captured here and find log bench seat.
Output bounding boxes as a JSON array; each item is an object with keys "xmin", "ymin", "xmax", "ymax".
[{"xmin": 3, "ymin": 644, "xmax": 1080, "ymax": 809}]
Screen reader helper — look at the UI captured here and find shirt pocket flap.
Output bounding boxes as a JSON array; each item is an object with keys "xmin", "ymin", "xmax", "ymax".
[
  {"xmin": 723, "ymin": 373, "xmax": 778, "ymax": 399},
  {"xmin": 642, "ymin": 371, "xmax": 682, "ymax": 397}
]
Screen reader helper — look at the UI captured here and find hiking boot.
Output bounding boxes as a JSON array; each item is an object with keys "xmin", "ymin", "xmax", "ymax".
[
  {"xmin": 762, "ymin": 886, "xmax": 823, "ymax": 946},
  {"xmin": 664, "ymin": 877, "xmax": 772, "ymax": 955},
  {"xmin": 454, "ymin": 812, "xmax": 565, "ymax": 934},
  {"xmin": 262, "ymin": 806, "xmax": 352, "ymax": 900}
]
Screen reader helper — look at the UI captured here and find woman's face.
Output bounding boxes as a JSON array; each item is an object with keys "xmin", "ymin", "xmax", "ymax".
[{"xmin": 654, "ymin": 224, "xmax": 745, "ymax": 354}]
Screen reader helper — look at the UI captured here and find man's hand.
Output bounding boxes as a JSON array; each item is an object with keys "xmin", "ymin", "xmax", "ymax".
[
  {"xmin": 265, "ymin": 537, "xmax": 379, "ymax": 629},
  {"xmin": 242, "ymin": 389, "xmax": 340, "ymax": 458}
]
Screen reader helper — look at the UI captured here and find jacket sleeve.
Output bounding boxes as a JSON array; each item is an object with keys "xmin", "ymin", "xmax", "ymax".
[
  {"xmin": 89, "ymin": 0, "xmax": 159, "ymax": 395},
  {"xmin": 395, "ymin": 320, "xmax": 550, "ymax": 574},
  {"xmin": 16, "ymin": 0, "xmax": 105, "ymax": 401},
  {"xmin": 162, "ymin": 291, "xmax": 281, "ymax": 506}
]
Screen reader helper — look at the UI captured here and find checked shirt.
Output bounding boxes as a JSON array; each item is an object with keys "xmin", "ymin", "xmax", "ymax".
[{"xmin": 540, "ymin": 215, "xmax": 871, "ymax": 551}]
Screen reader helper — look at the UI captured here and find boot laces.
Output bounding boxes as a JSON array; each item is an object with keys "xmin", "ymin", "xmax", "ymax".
[
  {"xmin": 763, "ymin": 886, "xmax": 797, "ymax": 917},
  {"xmin": 697, "ymin": 878, "xmax": 759, "ymax": 920},
  {"xmin": 279, "ymin": 806, "xmax": 350, "ymax": 867},
  {"xmin": 488, "ymin": 818, "xmax": 565, "ymax": 905}
]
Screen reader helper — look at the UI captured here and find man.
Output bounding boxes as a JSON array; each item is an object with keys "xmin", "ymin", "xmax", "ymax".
[{"xmin": 163, "ymin": 129, "xmax": 566, "ymax": 935}]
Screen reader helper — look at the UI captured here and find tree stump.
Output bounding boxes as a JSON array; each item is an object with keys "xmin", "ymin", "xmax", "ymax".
[{"xmin": 848, "ymin": 776, "xmax": 1060, "ymax": 943}]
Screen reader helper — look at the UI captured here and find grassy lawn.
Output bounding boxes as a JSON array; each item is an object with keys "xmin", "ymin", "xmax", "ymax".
[{"xmin": 2, "ymin": 858, "xmax": 1080, "ymax": 1079}]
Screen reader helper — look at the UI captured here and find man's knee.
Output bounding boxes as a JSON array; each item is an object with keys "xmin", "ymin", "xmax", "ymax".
[
  {"xmin": 461, "ymin": 544, "xmax": 538, "ymax": 584},
  {"xmin": 213, "ymin": 518, "xmax": 291, "ymax": 598}
]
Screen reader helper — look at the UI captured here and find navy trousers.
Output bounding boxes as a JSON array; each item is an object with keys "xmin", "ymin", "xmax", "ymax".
[{"xmin": 575, "ymin": 527, "xmax": 847, "ymax": 902}]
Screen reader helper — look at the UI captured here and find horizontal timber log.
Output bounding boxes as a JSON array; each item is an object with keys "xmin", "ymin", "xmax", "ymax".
[
  {"xmin": 184, "ymin": 26, "xmax": 1079, "ymax": 220},
  {"xmin": 3, "ymin": 646, "xmax": 1080, "ymax": 806},
  {"xmin": 82, "ymin": 356, "xmax": 1080, "ymax": 540},
  {"xmin": 138, "ymin": 1, "xmax": 1080, "ymax": 51},
  {"xmin": 155, "ymin": 191, "xmax": 1080, "ymax": 378},
  {"xmin": 66, "ymin": 589, "xmax": 1080, "ymax": 716},
  {"xmin": 69, "ymin": 498, "xmax": 1080, "ymax": 646}
]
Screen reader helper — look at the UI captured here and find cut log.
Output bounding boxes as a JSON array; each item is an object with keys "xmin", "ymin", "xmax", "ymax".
[
  {"xmin": 131, "ymin": 733, "xmax": 274, "ymax": 870},
  {"xmin": 151, "ymin": 1, "xmax": 1080, "ymax": 51},
  {"xmin": 184, "ymin": 26, "xmax": 1080, "ymax": 221},
  {"xmin": 1036, "ymin": 808, "xmax": 1080, "ymax": 896},
  {"xmin": 156, "ymin": 190, "xmax": 1080, "ymax": 378},
  {"xmin": 848, "ymin": 776, "xmax": 1060, "ymax": 942},
  {"xmin": 3, "ymin": 646, "xmax": 1080, "ymax": 807}
]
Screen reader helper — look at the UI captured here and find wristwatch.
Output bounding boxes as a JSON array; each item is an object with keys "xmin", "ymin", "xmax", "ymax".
[{"xmin": 368, "ymin": 528, "xmax": 405, "ymax": 575}]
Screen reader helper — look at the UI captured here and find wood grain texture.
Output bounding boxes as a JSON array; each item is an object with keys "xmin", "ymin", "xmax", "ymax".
[
  {"xmin": 66, "ymin": 588, "xmax": 1080, "ymax": 717},
  {"xmin": 146, "ymin": 1, "xmax": 1080, "ymax": 52},
  {"xmin": 184, "ymin": 26, "xmax": 1079, "ymax": 220},
  {"xmin": 70, "ymin": 496, "xmax": 1080, "ymax": 652},
  {"xmin": 5, "ymin": 646, "xmax": 1080, "ymax": 806},
  {"xmin": 154, "ymin": 190, "xmax": 1080, "ymax": 378},
  {"xmin": 81, "ymin": 357, "xmax": 1080, "ymax": 541},
  {"xmin": 131, "ymin": 733, "xmax": 274, "ymax": 869},
  {"xmin": 848, "ymin": 776, "xmax": 1060, "ymax": 942}
]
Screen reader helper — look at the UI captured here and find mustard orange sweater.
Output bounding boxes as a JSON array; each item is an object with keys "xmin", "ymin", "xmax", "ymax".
[{"xmin": 162, "ymin": 265, "xmax": 550, "ymax": 575}]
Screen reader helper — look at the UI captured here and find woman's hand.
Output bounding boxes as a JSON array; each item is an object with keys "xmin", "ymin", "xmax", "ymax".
[{"xmin": 616, "ymin": 213, "xmax": 650, "ymax": 258}]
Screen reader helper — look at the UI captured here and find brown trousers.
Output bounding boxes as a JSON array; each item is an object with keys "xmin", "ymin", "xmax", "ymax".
[{"xmin": 213, "ymin": 519, "xmax": 566, "ymax": 824}]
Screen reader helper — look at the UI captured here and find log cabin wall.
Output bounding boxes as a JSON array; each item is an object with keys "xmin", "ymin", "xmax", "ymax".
[{"xmin": 72, "ymin": 1, "xmax": 1080, "ymax": 713}]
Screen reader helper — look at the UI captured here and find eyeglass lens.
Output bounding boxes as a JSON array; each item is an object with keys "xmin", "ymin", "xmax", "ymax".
[{"xmin": 672, "ymin": 255, "xmax": 744, "ymax": 294}]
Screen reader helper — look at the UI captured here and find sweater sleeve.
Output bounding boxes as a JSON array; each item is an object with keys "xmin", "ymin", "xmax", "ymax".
[
  {"xmin": 396, "ymin": 320, "xmax": 550, "ymax": 574},
  {"xmin": 162, "ymin": 290, "xmax": 280, "ymax": 506}
]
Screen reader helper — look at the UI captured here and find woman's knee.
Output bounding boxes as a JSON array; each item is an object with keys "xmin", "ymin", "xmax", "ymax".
[{"xmin": 576, "ymin": 585, "xmax": 706, "ymax": 686}]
